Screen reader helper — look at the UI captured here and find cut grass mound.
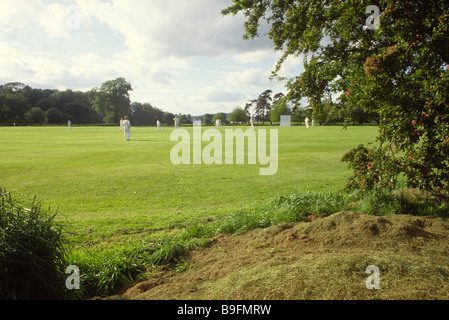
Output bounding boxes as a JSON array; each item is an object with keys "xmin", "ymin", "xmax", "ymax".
[{"xmin": 109, "ymin": 211, "xmax": 449, "ymax": 300}]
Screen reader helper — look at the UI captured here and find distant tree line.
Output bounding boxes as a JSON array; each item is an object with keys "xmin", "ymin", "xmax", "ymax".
[
  {"xmin": 0, "ymin": 78, "xmax": 177, "ymax": 126},
  {"xmin": 228, "ymin": 89, "xmax": 379, "ymax": 126},
  {"xmin": 0, "ymin": 79, "xmax": 378, "ymax": 127}
]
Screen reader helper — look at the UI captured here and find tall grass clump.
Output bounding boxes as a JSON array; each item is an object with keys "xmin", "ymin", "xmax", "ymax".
[
  {"xmin": 347, "ymin": 188, "xmax": 449, "ymax": 217},
  {"xmin": 67, "ymin": 244, "xmax": 146, "ymax": 298},
  {"xmin": 0, "ymin": 188, "xmax": 69, "ymax": 300},
  {"xmin": 215, "ymin": 191, "xmax": 349, "ymax": 234},
  {"xmin": 67, "ymin": 231, "xmax": 209, "ymax": 298}
]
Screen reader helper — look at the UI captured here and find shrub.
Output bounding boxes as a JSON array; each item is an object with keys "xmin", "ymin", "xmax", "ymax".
[{"xmin": 0, "ymin": 188, "xmax": 68, "ymax": 300}]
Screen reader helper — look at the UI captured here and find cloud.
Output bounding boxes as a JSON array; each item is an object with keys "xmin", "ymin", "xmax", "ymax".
[
  {"xmin": 38, "ymin": 3, "xmax": 75, "ymax": 38},
  {"xmin": 232, "ymin": 49, "xmax": 277, "ymax": 64},
  {"xmin": 0, "ymin": 0, "xmax": 43, "ymax": 31},
  {"xmin": 0, "ymin": 1, "xmax": 84, "ymax": 39},
  {"xmin": 198, "ymin": 86, "xmax": 245, "ymax": 103},
  {"xmin": 76, "ymin": 0, "xmax": 272, "ymax": 59},
  {"xmin": 221, "ymin": 68, "xmax": 273, "ymax": 88},
  {"xmin": 275, "ymin": 55, "xmax": 305, "ymax": 78}
]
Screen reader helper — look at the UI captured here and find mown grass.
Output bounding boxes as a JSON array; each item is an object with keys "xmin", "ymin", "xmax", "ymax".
[
  {"xmin": 4, "ymin": 125, "xmax": 448, "ymax": 299},
  {"xmin": 67, "ymin": 187, "xmax": 449, "ymax": 299},
  {"xmin": 0, "ymin": 125, "xmax": 378, "ymax": 249},
  {"xmin": 2, "ymin": 183, "xmax": 448, "ymax": 299}
]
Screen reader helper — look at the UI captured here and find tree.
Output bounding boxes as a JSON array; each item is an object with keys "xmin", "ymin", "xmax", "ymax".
[
  {"xmin": 313, "ymin": 98, "xmax": 333, "ymax": 126},
  {"xmin": 130, "ymin": 102, "xmax": 159, "ymax": 126},
  {"xmin": 162, "ymin": 112, "xmax": 177, "ymax": 125},
  {"xmin": 291, "ymin": 104, "xmax": 304, "ymax": 124},
  {"xmin": 229, "ymin": 107, "xmax": 248, "ymax": 123},
  {"xmin": 22, "ymin": 86, "xmax": 44, "ymax": 108},
  {"xmin": 244, "ymin": 100, "xmax": 255, "ymax": 118},
  {"xmin": 350, "ymin": 106, "xmax": 371, "ymax": 125},
  {"xmin": 46, "ymin": 107, "xmax": 65, "ymax": 124},
  {"xmin": 91, "ymin": 78, "xmax": 133, "ymax": 124},
  {"xmin": 0, "ymin": 83, "xmax": 30, "ymax": 123},
  {"xmin": 26, "ymin": 107, "xmax": 46, "ymax": 124},
  {"xmin": 202, "ymin": 113, "xmax": 214, "ymax": 126},
  {"xmin": 178, "ymin": 114, "xmax": 192, "ymax": 125},
  {"xmin": 223, "ymin": 1, "xmax": 449, "ymax": 193},
  {"xmin": 270, "ymin": 96, "xmax": 290, "ymax": 123},
  {"xmin": 212, "ymin": 112, "xmax": 228, "ymax": 124},
  {"xmin": 256, "ymin": 89, "xmax": 272, "ymax": 124},
  {"xmin": 326, "ymin": 103, "xmax": 347, "ymax": 125}
]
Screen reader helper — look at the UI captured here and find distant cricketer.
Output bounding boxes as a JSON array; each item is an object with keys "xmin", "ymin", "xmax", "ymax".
[{"xmin": 122, "ymin": 116, "xmax": 131, "ymax": 141}]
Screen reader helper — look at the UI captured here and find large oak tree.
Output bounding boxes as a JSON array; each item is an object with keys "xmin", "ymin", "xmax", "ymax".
[{"xmin": 223, "ymin": 0, "xmax": 449, "ymax": 193}]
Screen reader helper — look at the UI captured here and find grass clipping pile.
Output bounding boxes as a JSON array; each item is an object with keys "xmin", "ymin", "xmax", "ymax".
[{"xmin": 108, "ymin": 211, "xmax": 449, "ymax": 300}]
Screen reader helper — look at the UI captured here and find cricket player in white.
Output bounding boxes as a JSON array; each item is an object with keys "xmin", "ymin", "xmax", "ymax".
[{"xmin": 122, "ymin": 116, "xmax": 131, "ymax": 141}]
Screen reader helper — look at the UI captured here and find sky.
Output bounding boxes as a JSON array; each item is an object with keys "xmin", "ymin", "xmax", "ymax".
[{"xmin": 0, "ymin": 0, "xmax": 304, "ymax": 116}]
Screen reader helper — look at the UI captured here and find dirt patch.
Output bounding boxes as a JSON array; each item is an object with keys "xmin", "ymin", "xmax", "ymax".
[{"xmin": 104, "ymin": 211, "xmax": 449, "ymax": 300}]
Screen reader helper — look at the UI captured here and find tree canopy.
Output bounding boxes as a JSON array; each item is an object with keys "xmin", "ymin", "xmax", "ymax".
[
  {"xmin": 91, "ymin": 77, "xmax": 133, "ymax": 124},
  {"xmin": 229, "ymin": 107, "xmax": 249, "ymax": 123},
  {"xmin": 0, "ymin": 78, "xmax": 176, "ymax": 126},
  {"xmin": 223, "ymin": 0, "xmax": 449, "ymax": 192}
]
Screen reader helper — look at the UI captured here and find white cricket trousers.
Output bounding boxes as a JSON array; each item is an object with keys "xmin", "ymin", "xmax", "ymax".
[{"xmin": 124, "ymin": 129, "xmax": 131, "ymax": 141}]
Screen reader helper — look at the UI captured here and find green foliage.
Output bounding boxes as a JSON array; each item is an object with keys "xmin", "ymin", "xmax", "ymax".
[
  {"xmin": 212, "ymin": 112, "xmax": 228, "ymax": 124},
  {"xmin": 341, "ymin": 1, "xmax": 449, "ymax": 192},
  {"xmin": 178, "ymin": 114, "xmax": 193, "ymax": 125},
  {"xmin": 25, "ymin": 107, "xmax": 46, "ymax": 124},
  {"xmin": 67, "ymin": 231, "xmax": 207, "ymax": 298},
  {"xmin": 214, "ymin": 191, "xmax": 348, "ymax": 234},
  {"xmin": 91, "ymin": 77, "xmax": 133, "ymax": 124},
  {"xmin": 255, "ymin": 89, "xmax": 272, "ymax": 124},
  {"xmin": 202, "ymin": 113, "xmax": 214, "ymax": 126},
  {"xmin": 346, "ymin": 188, "xmax": 449, "ymax": 217},
  {"xmin": 270, "ymin": 97, "xmax": 289, "ymax": 123},
  {"xmin": 341, "ymin": 144, "xmax": 400, "ymax": 191},
  {"xmin": 0, "ymin": 84, "xmax": 29, "ymax": 124},
  {"xmin": 223, "ymin": 0, "xmax": 449, "ymax": 192},
  {"xmin": 0, "ymin": 189, "xmax": 69, "ymax": 300},
  {"xmin": 46, "ymin": 107, "xmax": 65, "ymax": 124},
  {"xmin": 229, "ymin": 107, "xmax": 248, "ymax": 123},
  {"xmin": 67, "ymin": 244, "xmax": 145, "ymax": 298},
  {"xmin": 0, "ymin": 83, "xmax": 103, "ymax": 125}
]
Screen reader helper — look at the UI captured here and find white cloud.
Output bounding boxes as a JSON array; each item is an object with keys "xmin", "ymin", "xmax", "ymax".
[
  {"xmin": 221, "ymin": 68, "xmax": 273, "ymax": 88},
  {"xmin": 232, "ymin": 49, "xmax": 277, "ymax": 64},
  {"xmin": 37, "ymin": 3, "xmax": 73, "ymax": 38},
  {"xmin": 0, "ymin": 0, "xmax": 43, "ymax": 31},
  {"xmin": 197, "ymin": 86, "xmax": 245, "ymax": 103},
  {"xmin": 0, "ymin": 1, "xmax": 83, "ymax": 39},
  {"xmin": 275, "ymin": 55, "xmax": 305, "ymax": 78}
]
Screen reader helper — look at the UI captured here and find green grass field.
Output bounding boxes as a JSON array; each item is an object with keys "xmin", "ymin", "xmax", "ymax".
[{"xmin": 0, "ymin": 125, "xmax": 379, "ymax": 249}]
